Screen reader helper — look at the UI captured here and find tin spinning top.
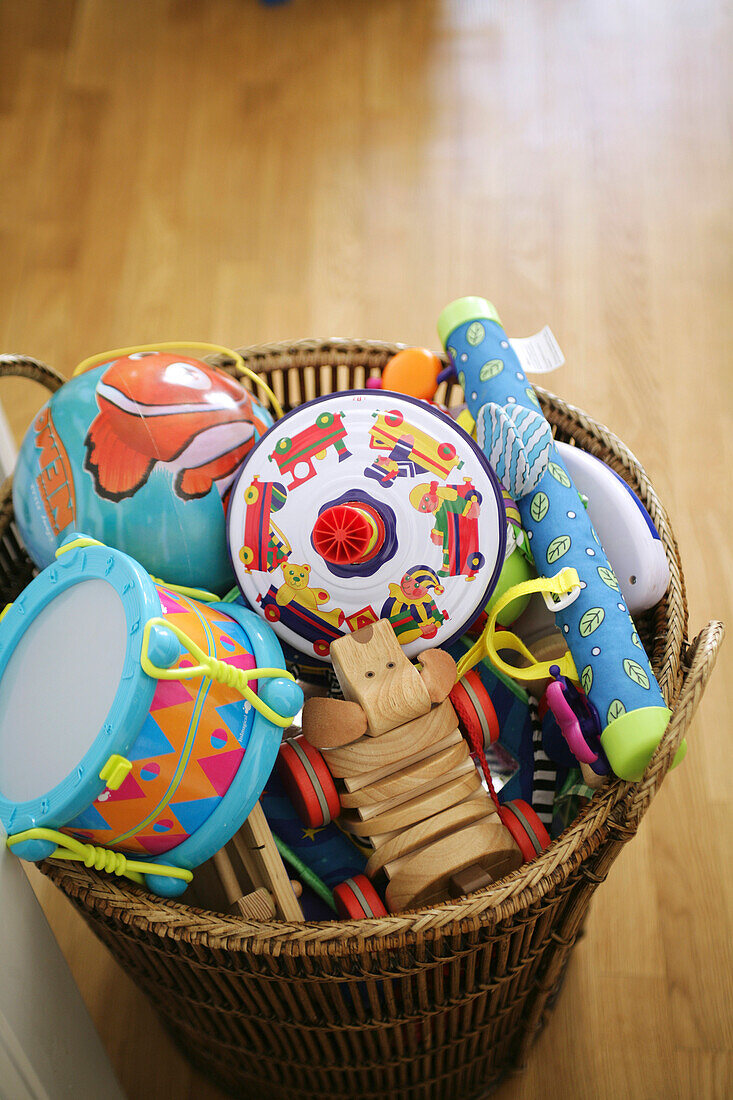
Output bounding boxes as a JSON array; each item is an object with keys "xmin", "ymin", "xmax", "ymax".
[{"xmin": 227, "ymin": 391, "xmax": 507, "ymax": 661}]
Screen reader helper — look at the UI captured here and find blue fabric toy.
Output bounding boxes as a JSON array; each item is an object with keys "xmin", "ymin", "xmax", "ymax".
[{"xmin": 438, "ymin": 298, "xmax": 671, "ymax": 781}]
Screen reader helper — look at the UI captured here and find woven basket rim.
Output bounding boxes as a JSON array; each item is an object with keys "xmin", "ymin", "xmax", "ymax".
[{"xmin": 0, "ymin": 339, "xmax": 700, "ymax": 950}]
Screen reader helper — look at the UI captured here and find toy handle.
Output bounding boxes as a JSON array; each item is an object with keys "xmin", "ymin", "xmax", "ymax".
[
  {"xmin": 0, "ymin": 357, "xmax": 67, "ymax": 603},
  {"xmin": 0, "ymin": 354, "xmax": 67, "ymax": 395},
  {"xmin": 6, "ymin": 827, "xmax": 193, "ymax": 889}
]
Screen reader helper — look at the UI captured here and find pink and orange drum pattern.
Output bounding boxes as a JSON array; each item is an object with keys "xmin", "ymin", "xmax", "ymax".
[{"xmin": 65, "ymin": 586, "xmax": 257, "ymax": 856}]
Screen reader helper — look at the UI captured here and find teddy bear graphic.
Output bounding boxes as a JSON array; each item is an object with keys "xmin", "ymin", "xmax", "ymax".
[{"xmin": 275, "ymin": 563, "xmax": 345, "ymax": 628}]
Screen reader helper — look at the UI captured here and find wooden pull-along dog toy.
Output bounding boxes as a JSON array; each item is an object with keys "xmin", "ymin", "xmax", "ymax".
[{"xmin": 279, "ymin": 619, "xmax": 549, "ymax": 914}]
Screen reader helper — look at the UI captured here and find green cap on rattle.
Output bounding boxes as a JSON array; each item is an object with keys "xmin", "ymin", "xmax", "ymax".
[{"xmin": 437, "ymin": 297, "xmax": 503, "ymax": 349}]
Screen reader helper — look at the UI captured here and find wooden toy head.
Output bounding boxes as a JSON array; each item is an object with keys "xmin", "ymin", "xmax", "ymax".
[{"xmin": 329, "ymin": 619, "xmax": 432, "ymax": 736}]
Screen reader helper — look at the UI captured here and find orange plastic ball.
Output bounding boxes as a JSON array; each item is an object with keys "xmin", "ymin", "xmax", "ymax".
[{"xmin": 381, "ymin": 347, "xmax": 442, "ymax": 402}]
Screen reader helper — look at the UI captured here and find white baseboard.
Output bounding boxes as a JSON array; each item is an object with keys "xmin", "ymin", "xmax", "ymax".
[
  {"xmin": 0, "ymin": 832, "xmax": 125, "ymax": 1099},
  {"xmin": 0, "ymin": 399, "xmax": 17, "ymax": 480}
]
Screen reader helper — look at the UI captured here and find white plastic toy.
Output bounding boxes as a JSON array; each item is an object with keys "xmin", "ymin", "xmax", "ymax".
[{"xmin": 555, "ymin": 442, "xmax": 670, "ymax": 615}]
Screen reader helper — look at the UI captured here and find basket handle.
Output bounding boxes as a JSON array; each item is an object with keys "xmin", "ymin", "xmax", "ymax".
[
  {"xmin": 0, "ymin": 356, "xmax": 67, "ymax": 513},
  {"xmin": 0, "ymin": 354, "xmax": 67, "ymax": 394},
  {"xmin": 618, "ymin": 619, "xmax": 725, "ymax": 830}
]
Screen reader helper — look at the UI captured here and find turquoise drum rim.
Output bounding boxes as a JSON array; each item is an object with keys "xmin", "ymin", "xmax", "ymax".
[{"xmin": 0, "ymin": 537, "xmax": 161, "ymax": 835}]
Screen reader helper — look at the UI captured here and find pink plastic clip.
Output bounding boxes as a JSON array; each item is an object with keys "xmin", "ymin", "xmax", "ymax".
[{"xmin": 545, "ymin": 680, "xmax": 598, "ymax": 765}]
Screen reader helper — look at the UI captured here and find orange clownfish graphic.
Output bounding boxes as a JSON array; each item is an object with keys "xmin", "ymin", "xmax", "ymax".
[{"xmin": 84, "ymin": 353, "xmax": 269, "ymax": 502}]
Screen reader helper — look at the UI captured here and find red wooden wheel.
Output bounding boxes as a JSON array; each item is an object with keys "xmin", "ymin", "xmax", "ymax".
[
  {"xmin": 333, "ymin": 875, "xmax": 387, "ymax": 919},
  {"xmin": 277, "ymin": 735, "xmax": 341, "ymax": 828},
  {"xmin": 498, "ymin": 800, "xmax": 550, "ymax": 863},
  {"xmin": 450, "ymin": 669, "xmax": 500, "ymax": 747}
]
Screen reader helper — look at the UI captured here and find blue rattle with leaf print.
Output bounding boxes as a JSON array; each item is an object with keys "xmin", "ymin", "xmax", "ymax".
[{"xmin": 437, "ymin": 298, "xmax": 671, "ymax": 782}]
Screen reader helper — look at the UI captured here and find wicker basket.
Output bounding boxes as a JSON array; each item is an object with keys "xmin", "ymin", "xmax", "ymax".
[{"xmin": 0, "ymin": 343, "xmax": 723, "ymax": 1100}]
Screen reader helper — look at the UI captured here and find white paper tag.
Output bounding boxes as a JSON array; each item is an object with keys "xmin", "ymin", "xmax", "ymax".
[{"xmin": 509, "ymin": 326, "xmax": 564, "ymax": 375}]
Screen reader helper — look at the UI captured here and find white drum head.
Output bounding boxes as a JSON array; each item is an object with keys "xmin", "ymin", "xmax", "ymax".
[{"xmin": 0, "ymin": 580, "xmax": 127, "ymax": 803}]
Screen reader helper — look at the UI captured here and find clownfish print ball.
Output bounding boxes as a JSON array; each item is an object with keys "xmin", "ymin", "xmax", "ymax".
[
  {"xmin": 84, "ymin": 353, "xmax": 270, "ymax": 502},
  {"xmin": 13, "ymin": 352, "xmax": 273, "ymax": 592}
]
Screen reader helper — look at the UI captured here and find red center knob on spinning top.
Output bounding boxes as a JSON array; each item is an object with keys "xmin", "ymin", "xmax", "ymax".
[{"xmin": 312, "ymin": 503, "xmax": 385, "ymax": 566}]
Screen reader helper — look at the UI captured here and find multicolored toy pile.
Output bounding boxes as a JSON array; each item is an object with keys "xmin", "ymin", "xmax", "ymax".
[{"xmin": 0, "ymin": 303, "xmax": 674, "ymax": 920}]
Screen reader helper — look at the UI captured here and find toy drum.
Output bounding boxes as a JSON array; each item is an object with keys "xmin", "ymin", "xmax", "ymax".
[{"xmin": 0, "ymin": 536, "xmax": 303, "ymax": 896}]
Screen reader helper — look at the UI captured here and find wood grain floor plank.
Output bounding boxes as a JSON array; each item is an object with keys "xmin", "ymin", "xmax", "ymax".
[{"xmin": 0, "ymin": 1, "xmax": 729, "ymax": 1097}]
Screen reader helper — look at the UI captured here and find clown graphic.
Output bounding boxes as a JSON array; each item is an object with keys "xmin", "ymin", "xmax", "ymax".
[{"xmin": 380, "ymin": 565, "xmax": 448, "ymax": 645}]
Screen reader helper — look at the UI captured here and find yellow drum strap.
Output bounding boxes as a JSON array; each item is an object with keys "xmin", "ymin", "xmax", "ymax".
[
  {"xmin": 140, "ymin": 617, "xmax": 298, "ymax": 728},
  {"xmin": 456, "ymin": 568, "xmax": 581, "ymax": 686}
]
